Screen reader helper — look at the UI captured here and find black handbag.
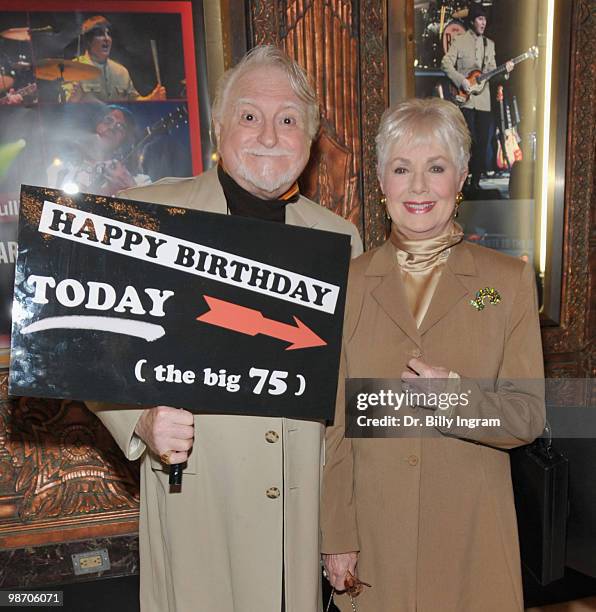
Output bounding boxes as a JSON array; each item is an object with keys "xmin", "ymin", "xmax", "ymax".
[{"xmin": 510, "ymin": 429, "xmax": 569, "ymax": 586}]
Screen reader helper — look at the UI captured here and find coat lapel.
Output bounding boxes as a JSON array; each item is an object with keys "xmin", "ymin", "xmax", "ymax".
[
  {"xmin": 367, "ymin": 241, "xmax": 422, "ymax": 347},
  {"xmin": 186, "ymin": 167, "xmax": 228, "ymax": 214},
  {"xmin": 418, "ymin": 241, "xmax": 478, "ymax": 336},
  {"xmin": 286, "ymin": 199, "xmax": 320, "ymax": 229}
]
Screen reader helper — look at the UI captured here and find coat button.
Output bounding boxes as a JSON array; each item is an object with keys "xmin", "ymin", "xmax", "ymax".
[
  {"xmin": 265, "ymin": 430, "xmax": 279, "ymax": 443},
  {"xmin": 407, "ymin": 455, "xmax": 419, "ymax": 466},
  {"xmin": 266, "ymin": 487, "xmax": 280, "ymax": 499},
  {"xmin": 411, "ymin": 348, "xmax": 422, "ymax": 358}
]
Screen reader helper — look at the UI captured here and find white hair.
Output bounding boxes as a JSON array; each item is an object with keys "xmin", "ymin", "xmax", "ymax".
[
  {"xmin": 376, "ymin": 98, "xmax": 471, "ymax": 176},
  {"xmin": 211, "ymin": 45, "xmax": 320, "ymax": 142}
]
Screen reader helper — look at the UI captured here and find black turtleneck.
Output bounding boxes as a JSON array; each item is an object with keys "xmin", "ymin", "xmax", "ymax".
[{"xmin": 217, "ymin": 164, "xmax": 300, "ymax": 224}]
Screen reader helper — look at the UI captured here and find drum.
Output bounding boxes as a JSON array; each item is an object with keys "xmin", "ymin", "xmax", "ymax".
[{"xmin": 442, "ymin": 19, "xmax": 466, "ymax": 54}]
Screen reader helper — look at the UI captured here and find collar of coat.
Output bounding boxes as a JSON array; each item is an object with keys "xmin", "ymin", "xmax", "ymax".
[
  {"xmin": 184, "ymin": 167, "xmax": 326, "ymax": 230},
  {"xmin": 362, "ymin": 239, "xmax": 479, "ymax": 344},
  {"xmin": 365, "ymin": 238, "xmax": 477, "ymax": 277}
]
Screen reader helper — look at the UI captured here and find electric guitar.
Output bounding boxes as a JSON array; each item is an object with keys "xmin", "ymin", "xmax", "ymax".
[
  {"xmin": 503, "ymin": 101, "xmax": 522, "ymax": 165},
  {"xmin": 0, "ymin": 82, "xmax": 37, "ymax": 105},
  {"xmin": 450, "ymin": 46, "xmax": 539, "ymax": 106},
  {"xmin": 496, "ymin": 85, "xmax": 510, "ymax": 170}
]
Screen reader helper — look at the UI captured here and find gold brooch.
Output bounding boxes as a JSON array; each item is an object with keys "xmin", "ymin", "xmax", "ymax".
[{"xmin": 470, "ymin": 287, "xmax": 501, "ymax": 311}]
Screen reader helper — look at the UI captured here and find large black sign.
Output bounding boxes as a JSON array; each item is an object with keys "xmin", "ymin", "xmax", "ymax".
[{"xmin": 9, "ymin": 186, "xmax": 351, "ymax": 421}]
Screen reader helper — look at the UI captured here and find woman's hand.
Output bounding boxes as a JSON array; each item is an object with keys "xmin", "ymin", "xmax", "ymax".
[
  {"xmin": 322, "ymin": 552, "xmax": 358, "ymax": 591},
  {"xmin": 401, "ymin": 358, "xmax": 451, "ymax": 394},
  {"xmin": 402, "ymin": 357, "xmax": 449, "ymax": 379}
]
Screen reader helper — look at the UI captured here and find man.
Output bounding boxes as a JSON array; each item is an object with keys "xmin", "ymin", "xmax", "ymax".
[
  {"xmin": 46, "ymin": 104, "xmax": 148, "ymax": 196},
  {"xmin": 65, "ymin": 16, "xmax": 166, "ymax": 103},
  {"xmin": 87, "ymin": 45, "xmax": 362, "ymax": 612},
  {"xmin": 441, "ymin": 3, "xmax": 513, "ymax": 191}
]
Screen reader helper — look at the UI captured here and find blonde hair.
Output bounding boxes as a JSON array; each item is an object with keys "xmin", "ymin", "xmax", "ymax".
[
  {"xmin": 211, "ymin": 45, "xmax": 320, "ymax": 143},
  {"xmin": 376, "ymin": 98, "xmax": 471, "ymax": 176}
]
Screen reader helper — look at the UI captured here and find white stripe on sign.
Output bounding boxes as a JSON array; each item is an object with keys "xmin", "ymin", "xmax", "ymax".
[
  {"xmin": 21, "ymin": 315, "xmax": 166, "ymax": 341},
  {"xmin": 38, "ymin": 201, "xmax": 340, "ymax": 314}
]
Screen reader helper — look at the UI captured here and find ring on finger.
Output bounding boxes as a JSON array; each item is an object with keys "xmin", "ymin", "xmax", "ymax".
[{"xmin": 160, "ymin": 451, "xmax": 171, "ymax": 464}]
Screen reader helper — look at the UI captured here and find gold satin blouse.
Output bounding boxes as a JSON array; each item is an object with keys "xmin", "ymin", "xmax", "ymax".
[{"xmin": 391, "ymin": 223, "xmax": 464, "ymax": 328}]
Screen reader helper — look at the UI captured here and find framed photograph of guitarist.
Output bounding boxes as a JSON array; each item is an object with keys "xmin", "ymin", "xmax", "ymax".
[
  {"xmin": 401, "ymin": 0, "xmax": 572, "ymax": 320},
  {"xmin": 0, "ymin": 1, "xmax": 206, "ymax": 366}
]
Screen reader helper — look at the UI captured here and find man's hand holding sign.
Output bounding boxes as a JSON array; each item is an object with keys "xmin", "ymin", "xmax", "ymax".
[{"xmin": 134, "ymin": 405, "xmax": 194, "ymax": 468}]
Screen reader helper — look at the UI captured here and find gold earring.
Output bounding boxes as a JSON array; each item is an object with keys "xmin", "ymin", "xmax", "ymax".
[
  {"xmin": 454, "ymin": 191, "xmax": 464, "ymax": 218},
  {"xmin": 380, "ymin": 195, "xmax": 390, "ymax": 221}
]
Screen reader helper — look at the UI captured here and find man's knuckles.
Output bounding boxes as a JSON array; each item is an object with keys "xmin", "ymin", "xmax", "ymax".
[
  {"xmin": 153, "ymin": 406, "xmax": 194, "ymax": 424},
  {"xmin": 170, "ymin": 450, "xmax": 188, "ymax": 464},
  {"xmin": 171, "ymin": 438, "xmax": 193, "ymax": 452},
  {"xmin": 159, "ymin": 450, "xmax": 188, "ymax": 464}
]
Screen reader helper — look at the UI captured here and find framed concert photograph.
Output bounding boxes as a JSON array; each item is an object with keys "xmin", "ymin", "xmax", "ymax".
[
  {"xmin": 388, "ymin": 0, "xmax": 572, "ymax": 323},
  {"xmin": 0, "ymin": 0, "xmax": 205, "ymax": 368}
]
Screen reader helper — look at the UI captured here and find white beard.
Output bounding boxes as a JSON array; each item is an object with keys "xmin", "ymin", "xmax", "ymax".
[{"xmin": 237, "ymin": 152, "xmax": 305, "ymax": 195}]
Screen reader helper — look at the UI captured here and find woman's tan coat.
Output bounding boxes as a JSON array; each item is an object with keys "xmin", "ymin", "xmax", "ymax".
[
  {"xmin": 88, "ymin": 167, "xmax": 362, "ymax": 612},
  {"xmin": 321, "ymin": 238, "xmax": 545, "ymax": 612}
]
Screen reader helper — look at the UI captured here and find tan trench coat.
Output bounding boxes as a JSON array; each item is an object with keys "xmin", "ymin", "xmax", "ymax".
[
  {"xmin": 321, "ymin": 239, "xmax": 545, "ymax": 612},
  {"xmin": 88, "ymin": 167, "xmax": 362, "ymax": 612}
]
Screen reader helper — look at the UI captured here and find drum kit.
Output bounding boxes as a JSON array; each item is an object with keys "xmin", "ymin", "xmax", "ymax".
[
  {"xmin": 415, "ymin": 1, "xmax": 469, "ymax": 69},
  {"xmin": 0, "ymin": 26, "xmax": 100, "ymax": 101}
]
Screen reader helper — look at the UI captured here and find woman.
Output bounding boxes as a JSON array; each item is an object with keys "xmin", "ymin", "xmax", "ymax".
[{"xmin": 321, "ymin": 98, "xmax": 545, "ymax": 612}]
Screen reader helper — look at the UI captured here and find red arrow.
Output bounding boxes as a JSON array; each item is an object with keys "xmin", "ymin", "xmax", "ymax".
[{"xmin": 196, "ymin": 295, "xmax": 327, "ymax": 351}]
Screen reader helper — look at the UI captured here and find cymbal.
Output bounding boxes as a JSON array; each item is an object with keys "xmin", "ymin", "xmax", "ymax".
[
  {"xmin": 34, "ymin": 58, "xmax": 101, "ymax": 81},
  {"xmin": 0, "ymin": 28, "xmax": 30, "ymax": 42},
  {"xmin": 452, "ymin": 8, "xmax": 469, "ymax": 19}
]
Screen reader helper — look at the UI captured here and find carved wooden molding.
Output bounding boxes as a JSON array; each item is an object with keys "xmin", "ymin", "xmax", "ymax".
[
  {"xmin": 359, "ymin": 0, "xmax": 388, "ymax": 248},
  {"xmin": 248, "ymin": 0, "xmax": 281, "ymax": 46},
  {"xmin": 541, "ymin": 0, "xmax": 595, "ymax": 372},
  {"xmin": 0, "ymin": 373, "xmax": 139, "ymax": 549}
]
